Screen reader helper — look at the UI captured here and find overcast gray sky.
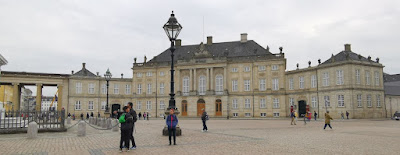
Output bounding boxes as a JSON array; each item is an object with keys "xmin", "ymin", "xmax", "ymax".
[{"xmin": 1, "ymin": 0, "xmax": 400, "ymax": 95}]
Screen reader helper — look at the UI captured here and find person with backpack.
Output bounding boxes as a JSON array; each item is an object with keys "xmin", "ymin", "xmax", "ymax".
[
  {"xmin": 127, "ymin": 102, "xmax": 137, "ymax": 150},
  {"xmin": 166, "ymin": 108, "xmax": 178, "ymax": 145},
  {"xmin": 201, "ymin": 111, "xmax": 208, "ymax": 132},
  {"xmin": 119, "ymin": 106, "xmax": 133, "ymax": 152}
]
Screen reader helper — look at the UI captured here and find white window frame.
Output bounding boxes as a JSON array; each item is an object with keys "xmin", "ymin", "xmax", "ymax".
[
  {"xmin": 357, "ymin": 94, "xmax": 362, "ymax": 107},
  {"xmin": 272, "ymin": 78, "xmax": 279, "ymax": 90},
  {"xmin": 245, "ymin": 98, "xmax": 251, "ymax": 109},
  {"xmin": 146, "ymin": 101, "xmax": 152, "ymax": 110},
  {"xmin": 159, "ymin": 100, "xmax": 165, "ymax": 109},
  {"xmin": 299, "ymin": 76, "xmax": 304, "ymax": 89},
  {"xmin": 113, "ymin": 84, "xmax": 119, "ymax": 94},
  {"xmin": 147, "ymin": 71, "xmax": 152, "ymax": 77},
  {"xmin": 259, "ymin": 79, "xmax": 266, "ymax": 91},
  {"xmin": 273, "ymin": 98, "xmax": 279, "ymax": 108},
  {"xmin": 88, "ymin": 83, "xmax": 95, "ymax": 94},
  {"xmin": 233, "ymin": 113, "xmax": 238, "ymax": 117},
  {"xmin": 232, "ymin": 99, "xmax": 238, "ymax": 109},
  {"xmin": 336, "ymin": 70, "xmax": 344, "ymax": 85},
  {"xmin": 232, "ymin": 80, "xmax": 238, "ymax": 92},
  {"xmin": 75, "ymin": 101, "xmax": 81, "ymax": 110},
  {"xmin": 355, "ymin": 69, "xmax": 361, "ymax": 84},
  {"xmin": 258, "ymin": 65, "xmax": 266, "ymax": 71},
  {"xmin": 198, "ymin": 75, "xmax": 206, "ymax": 95},
  {"xmin": 272, "ymin": 65, "xmax": 278, "ymax": 71},
  {"xmin": 101, "ymin": 101, "xmax": 106, "ymax": 110},
  {"xmin": 136, "ymin": 101, "xmax": 142, "ymax": 110},
  {"xmin": 376, "ymin": 94, "xmax": 381, "ymax": 107},
  {"xmin": 76, "ymin": 82, "xmax": 82, "ymax": 94},
  {"xmin": 215, "ymin": 75, "xmax": 223, "ymax": 95},
  {"xmin": 289, "ymin": 78, "xmax": 294, "ymax": 90},
  {"xmin": 159, "ymin": 83, "xmax": 165, "ymax": 95},
  {"xmin": 338, "ymin": 95, "xmax": 344, "ymax": 107},
  {"xmin": 366, "ymin": 71, "xmax": 370, "ymax": 85},
  {"xmin": 160, "ymin": 71, "xmax": 165, "ymax": 76},
  {"xmin": 244, "ymin": 66, "xmax": 250, "ymax": 72},
  {"xmin": 367, "ymin": 94, "xmax": 372, "ymax": 107},
  {"xmin": 88, "ymin": 101, "xmax": 94, "ymax": 110},
  {"xmin": 273, "ymin": 113, "xmax": 280, "ymax": 117},
  {"xmin": 245, "ymin": 113, "xmax": 251, "ymax": 117},
  {"xmin": 182, "ymin": 76, "xmax": 189, "ymax": 96},
  {"xmin": 312, "ymin": 96, "xmax": 317, "ymax": 108},
  {"xmin": 137, "ymin": 72, "xmax": 142, "ymax": 78},
  {"xmin": 260, "ymin": 98, "xmax": 266, "ymax": 108},
  {"xmin": 101, "ymin": 84, "xmax": 106, "ymax": 94},
  {"xmin": 323, "ymin": 72, "xmax": 330, "ymax": 86},
  {"xmin": 374, "ymin": 71, "xmax": 380, "ymax": 86},
  {"xmin": 261, "ymin": 113, "xmax": 267, "ymax": 117},
  {"xmin": 125, "ymin": 84, "xmax": 131, "ymax": 95},
  {"xmin": 231, "ymin": 68, "xmax": 238, "ymax": 72},
  {"xmin": 324, "ymin": 96, "xmax": 330, "ymax": 107},
  {"xmin": 147, "ymin": 83, "xmax": 152, "ymax": 94},
  {"xmin": 244, "ymin": 80, "xmax": 251, "ymax": 91},
  {"xmin": 289, "ymin": 97, "xmax": 294, "ymax": 106},
  {"xmin": 311, "ymin": 75, "xmax": 317, "ymax": 88},
  {"xmin": 137, "ymin": 84, "xmax": 142, "ymax": 94}
]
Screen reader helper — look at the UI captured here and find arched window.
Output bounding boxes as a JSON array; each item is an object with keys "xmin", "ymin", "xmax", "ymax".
[
  {"xmin": 182, "ymin": 76, "xmax": 189, "ymax": 96},
  {"xmin": 215, "ymin": 75, "xmax": 223, "ymax": 95},
  {"xmin": 199, "ymin": 75, "xmax": 206, "ymax": 95}
]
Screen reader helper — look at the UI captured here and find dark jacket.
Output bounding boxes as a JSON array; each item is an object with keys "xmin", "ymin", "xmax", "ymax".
[
  {"xmin": 166, "ymin": 114, "xmax": 178, "ymax": 129},
  {"xmin": 120, "ymin": 113, "xmax": 134, "ymax": 131},
  {"xmin": 129, "ymin": 109, "xmax": 137, "ymax": 123},
  {"xmin": 201, "ymin": 112, "xmax": 208, "ymax": 121}
]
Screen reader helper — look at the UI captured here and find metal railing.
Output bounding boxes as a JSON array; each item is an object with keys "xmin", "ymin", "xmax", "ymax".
[{"xmin": 0, "ymin": 109, "xmax": 65, "ymax": 133}]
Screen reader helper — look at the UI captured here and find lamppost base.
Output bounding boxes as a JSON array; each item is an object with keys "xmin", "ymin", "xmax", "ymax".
[{"xmin": 162, "ymin": 108, "xmax": 182, "ymax": 136}]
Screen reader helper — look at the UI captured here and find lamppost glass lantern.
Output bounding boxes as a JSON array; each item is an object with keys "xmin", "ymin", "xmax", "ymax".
[
  {"xmin": 104, "ymin": 68, "xmax": 112, "ymax": 115},
  {"xmin": 163, "ymin": 11, "xmax": 182, "ymax": 41},
  {"xmin": 104, "ymin": 69, "xmax": 112, "ymax": 81}
]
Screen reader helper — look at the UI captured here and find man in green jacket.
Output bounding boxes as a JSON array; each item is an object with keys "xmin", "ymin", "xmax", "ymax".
[{"xmin": 324, "ymin": 111, "xmax": 333, "ymax": 130}]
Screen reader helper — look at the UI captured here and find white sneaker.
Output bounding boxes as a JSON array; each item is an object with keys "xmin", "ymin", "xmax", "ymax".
[{"xmin": 130, "ymin": 146, "xmax": 136, "ymax": 150}]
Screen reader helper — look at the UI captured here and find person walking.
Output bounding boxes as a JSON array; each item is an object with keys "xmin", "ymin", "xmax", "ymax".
[
  {"xmin": 314, "ymin": 111, "xmax": 317, "ymax": 121},
  {"xmin": 68, "ymin": 113, "xmax": 71, "ymax": 117},
  {"xmin": 86, "ymin": 113, "xmax": 89, "ymax": 120},
  {"xmin": 294, "ymin": 110, "xmax": 298, "ymax": 123},
  {"xmin": 166, "ymin": 109, "xmax": 178, "ymax": 145},
  {"xmin": 80, "ymin": 113, "xmax": 84, "ymax": 120},
  {"xmin": 324, "ymin": 111, "xmax": 333, "ymax": 130},
  {"xmin": 119, "ymin": 106, "xmax": 133, "ymax": 152},
  {"xmin": 304, "ymin": 113, "xmax": 308, "ymax": 125},
  {"xmin": 127, "ymin": 102, "xmax": 137, "ymax": 150},
  {"xmin": 143, "ymin": 112, "xmax": 146, "ymax": 120},
  {"xmin": 146, "ymin": 112, "xmax": 149, "ymax": 121},
  {"xmin": 90, "ymin": 112, "xmax": 94, "ymax": 117},
  {"xmin": 201, "ymin": 111, "xmax": 208, "ymax": 132},
  {"xmin": 97, "ymin": 112, "xmax": 100, "ymax": 118},
  {"xmin": 138, "ymin": 112, "xmax": 142, "ymax": 120},
  {"xmin": 341, "ymin": 112, "xmax": 344, "ymax": 120},
  {"xmin": 346, "ymin": 111, "xmax": 349, "ymax": 119},
  {"xmin": 290, "ymin": 111, "xmax": 296, "ymax": 125}
]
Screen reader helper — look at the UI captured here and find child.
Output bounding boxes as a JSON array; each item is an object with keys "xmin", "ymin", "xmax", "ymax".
[{"xmin": 119, "ymin": 106, "xmax": 133, "ymax": 152}]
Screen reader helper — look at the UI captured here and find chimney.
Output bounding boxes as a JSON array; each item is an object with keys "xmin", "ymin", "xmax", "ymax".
[
  {"xmin": 240, "ymin": 33, "xmax": 248, "ymax": 43},
  {"xmin": 175, "ymin": 39, "xmax": 181, "ymax": 47},
  {"xmin": 121, "ymin": 73, "xmax": 124, "ymax": 79},
  {"xmin": 207, "ymin": 36, "xmax": 213, "ymax": 45},
  {"xmin": 344, "ymin": 44, "xmax": 351, "ymax": 51},
  {"xmin": 71, "ymin": 70, "xmax": 74, "ymax": 74},
  {"xmin": 96, "ymin": 72, "xmax": 99, "ymax": 76},
  {"xmin": 82, "ymin": 63, "xmax": 86, "ymax": 69}
]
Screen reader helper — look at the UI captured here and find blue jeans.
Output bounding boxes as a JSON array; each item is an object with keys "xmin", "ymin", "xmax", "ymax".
[{"xmin": 324, "ymin": 124, "xmax": 332, "ymax": 129}]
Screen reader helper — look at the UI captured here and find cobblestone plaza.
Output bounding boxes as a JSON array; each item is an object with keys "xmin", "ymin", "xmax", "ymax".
[{"xmin": 0, "ymin": 119, "xmax": 399, "ymax": 155}]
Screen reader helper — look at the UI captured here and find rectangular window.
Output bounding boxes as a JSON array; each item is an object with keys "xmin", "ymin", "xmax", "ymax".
[
  {"xmin": 147, "ymin": 83, "xmax": 152, "ymax": 94},
  {"xmin": 215, "ymin": 75, "xmax": 223, "ymax": 95},
  {"xmin": 245, "ymin": 113, "xmax": 251, "ymax": 117},
  {"xmin": 136, "ymin": 101, "xmax": 142, "ymax": 110},
  {"xmin": 244, "ymin": 66, "xmax": 250, "ymax": 72},
  {"xmin": 101, "ymin": 101, "xmax": 106, "ymax": 110},
  {"xmin": 324, "ymin": 96, "xmax": 330, "ymax": 107},
  {"xmin": 289, "ymin": 78, "xmax": 294, "ymax": 90},
  {"xmin": 137, "ymin": 72, "xmax": 142, "ymax": 78},
  {"xmin": 232, "ymin": 99, "xmax": 238, "ymax": 109},
  {"xmin": 125, "ymin": 84, "xmax": 131, "ymax": 95},
  {"xmin": 183, "ymin": 77, "xmax": 189, "ymax": 96},
  {"xmin": 311, "ymin": 75, "xmax": 317, "ymax": 88},
  {"xmin": 366, "ymin": 71, "xmax": 370, "ymax": 85},
  {"xmin": 199, "ymin": 76, "xmax": 206, "ymax": 95},
  {"xmin": 231, "ymin": 68, "xmax": 238, "ymax": 72},
  {"xmin": 355, "ymin": 69, "xmax": 361, "ymax": 84},
  {"xmin": 375, "ymin": 71, "xmax": 380, "ymax": 86},
  {"xmin": 272, "ymin": 65, "xmax": 278, "ymax": 71},
  {"xmin": 244, "ymin": 80, "xmax": 251, "ymax": 91},
  {"xmin": 137, "ymin": 84, "xmax": 142, "ymax": 94},
  {"xmin": 159, "ymin": 83, "xmax": 165, "ymax": 95},
  {"xmin": 260, "ymin": 98, "xmax": 266, "ymax": 108},
  {"xmin": 146, "ymin": 101, "xmax": 152, "ymax": 110},
  {"xmin": 367, "ymin": 94, "xmax": 372, "ymax": 107},
  {"xmin": 323, "ymin": 72, "xmax": 329, "ymax": 86},
  {"xmin": 88, "ymin": 83, "xmax": 95, "ymax": 94},
  {"xmin": 272, "ymin": 78, "xmax": 279, "ymax": 90},
  {"xmin": 232, "ymin": 80, "xmax": 238, "ymax": 92},
  {"xmin": 357, "ymin": 94, "xmax": 362, "ymax": 107},
  {"xmin": 101, "ymin": 84, "xmax": 106, "ymax": 94},
  {"xmin": 160, "ymin": 71, "xmax": 165, "ymax": 76},
  {"xmin": 336, "ymin": 70, "xmax": 344, "ymax": 85},
  {"xmin": 114, "ymin": 84, "xmax": 119, "ymax": 94},
  {"xmin": 289, "ymin": 98, "xmax": 294, "ymax": 106},
  {"xmin": 245, "ymin": 98, "xmax": 251, "ymax": 109},
  {"xmin": 338, "ymin": 95, "xmax": 344, "ymax": 107},
  {"xmin": 299, "ymin": 76, "xmax": 304, "ymax": 89},
  {"xmin": 147, "ymin": 72, "xmax": 152, "ymax": 77},
  {"xmin": 75, "ymin": 101, "xmax": 81, "ymax": 110},
  {"xmin": 273, "ymin": 98, "xmax": 279, "ymax": 108},
  {"xmin": 76, "ymin": 82, "xmax": 82, "ymax": 94},
  {"xmin": 376, "ymin": 94, "xmax": 381, "ymax": 107},
  {"xmin": 160, "ymin": 100, "xmax": 165, "ymax": 109},
  {"xmin": 88, "ymin": 101, "xmax": 94, "ymax": 110},
  {"xmin": 258, "ymin": 65, "xmax": 266, "ymax": 71},
  {"xmin": 273, "ymin": 113, "xmax": 280, "ymax": 117},
  {"xmin": 233, "ymin": 113, "xmax": 238, "ymax": 117},
  {"xmin": 261, "ymin": 113, "xmax": 266, "ymax": 117},
  {"xmin": 312, "ymin": 96, "xmax": 317, "ymax": 108},
  {"xmin": 259, "ymin": 79, "xmax": 266, "ymax": 91}
]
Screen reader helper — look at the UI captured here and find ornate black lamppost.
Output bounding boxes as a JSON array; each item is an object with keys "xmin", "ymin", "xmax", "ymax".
[
  {"xmin": 104, "ymin": 68, "xmax": 112, "ymax": 117},
  {"xmin": 163, "ymin": 11, "xmax": 182, "ymax": 111},
  {"xmin": 162, "ymin": 11, "xmax": 182, "ymax": 136}
]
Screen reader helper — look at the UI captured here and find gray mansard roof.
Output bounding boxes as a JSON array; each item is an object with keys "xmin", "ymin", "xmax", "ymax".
[
  {"xmin": 322, "ymin": 50, "xmax": 378, "ymax": 65},
  {"xmin": 148, "ymin": 40, "xmax": 273, "ymax": 63}
]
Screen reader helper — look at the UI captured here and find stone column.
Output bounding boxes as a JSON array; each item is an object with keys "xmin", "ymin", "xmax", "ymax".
[
  {"xmin": 210, "ymin": 67, "xmax": 214, "ymax": 91},
  {"xmin": 206, "ymin": 68, "xmax": 210, "ymax": 91},
  {"xmin": 224, "ymin": 67, "xmax": 227, "ymax": 91},
  {"xmin": 12, "ymin": 83, "xmax": 20, "ymax": 111},
  {"xmin": 189, "ymin": 69, "xmax": 193, "ymax": 91},
  {"xmin": 35, "ymin": 84, "xmax": 43, "ymax": 111},
  {"xmin": 194, "ymin": 68, "xmax": 197, "ymax": 91},
  {"xmin": 177, "ymin": 69, "xmax": 181, "ymax": 92},
  {"xmin": 57, "ymin": 85, "xmax": 63, "ymax": 111}
]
